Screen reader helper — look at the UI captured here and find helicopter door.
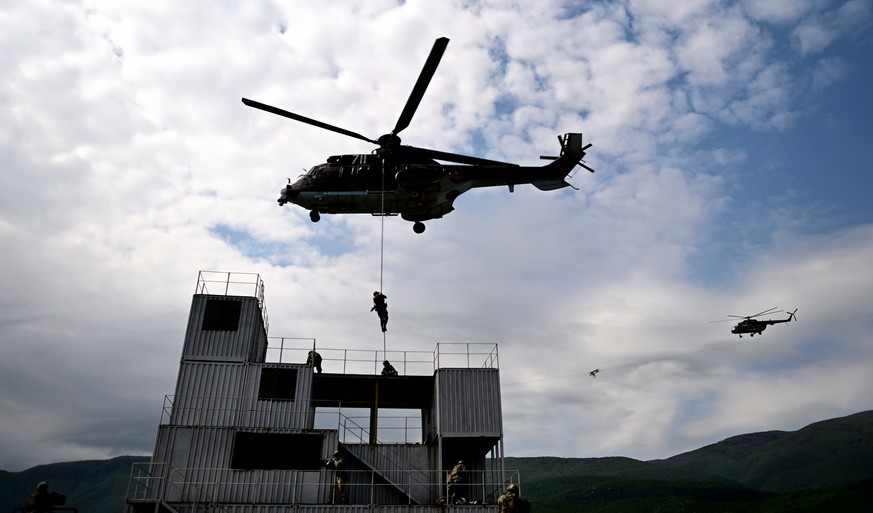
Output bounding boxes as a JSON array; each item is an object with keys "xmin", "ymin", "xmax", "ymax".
[{"xmin": 366, "ymin": 160, "xmax": 393, "ymax": 191}]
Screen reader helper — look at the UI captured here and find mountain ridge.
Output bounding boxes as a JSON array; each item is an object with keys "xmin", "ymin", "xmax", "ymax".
[{"xmin": 3, "ymin": 410, "xmax": 872, "ymax": 513}]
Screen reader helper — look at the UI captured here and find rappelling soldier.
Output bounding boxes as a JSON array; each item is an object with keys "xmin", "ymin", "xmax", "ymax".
[{"xmin": 371, "ymin": 291, "xmax": 388, "ymax": 332}]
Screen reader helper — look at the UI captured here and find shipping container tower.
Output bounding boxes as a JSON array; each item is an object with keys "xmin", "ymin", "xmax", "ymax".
[{"xmin": 127, "ymin": 272, "xmax": 514, "ymax": 513}]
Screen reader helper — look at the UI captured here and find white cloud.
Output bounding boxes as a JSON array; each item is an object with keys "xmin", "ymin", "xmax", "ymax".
[
  {"xmin": 0, "ymin": 0, "xmax": 871, "ymax": 472},
  {"xmin": 791, "ymin": 0, "xmax": 872, "ymax": 56}
]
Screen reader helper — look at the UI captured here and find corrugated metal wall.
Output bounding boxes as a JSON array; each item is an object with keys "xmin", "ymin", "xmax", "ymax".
[
  {"xmin": 435, "ymin": 369, "xmax": 502, "ymax": 436},
  {"xmin": 182, "ymin": 295, "xmax": 267, "ymax": 363},
  {"xmin": 242, "ymin": 363, "xmax": 315, "ymax": 428},
  {"xmin": 169, "ymin": 362, "xmax": 314, "ymax": 429},
  {"xmin": 152, "ymin": 426, "xmax": 338, "ymax": 504},
  {"xmin": 171, "ymin": 362, "xmax": 248, "ymax": 426}
]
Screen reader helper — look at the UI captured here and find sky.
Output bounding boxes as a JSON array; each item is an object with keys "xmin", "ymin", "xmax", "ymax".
[{"xmin": 1, "ymin": 0, "xmax": 872, "ymax": 472}]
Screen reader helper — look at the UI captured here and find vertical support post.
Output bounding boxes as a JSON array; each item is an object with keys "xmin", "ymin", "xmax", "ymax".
[{"xmin": 370, "ymin": 380, "xmax": 379, "ymax": 445}]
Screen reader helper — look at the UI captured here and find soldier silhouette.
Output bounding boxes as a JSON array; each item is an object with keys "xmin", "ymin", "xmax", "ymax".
[
  {"xmin": 498, "ymin": 483, "xmax": 530, "ymax": 513},
  {"xmin": 371, "ymin": 291, "xmax": 388, "ymax": 332},
  {"xmin": 381, "ymin": 360, "xmax": 398, "ymax": 376},
  {"xmin": 306, "ymin": 351, "xmax": 323, "ymax": 373},
  {"xmin": 324, "ymin": 451, "xmax": 348, "ymax": 504}
]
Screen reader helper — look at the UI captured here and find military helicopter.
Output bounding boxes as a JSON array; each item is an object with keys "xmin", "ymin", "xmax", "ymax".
[
  {"xmin": 242, "ymin": 37, "xmax": 594, "ymax": 234},
  {"xmin": 721, "ymin": 307, "xmax": 798, "ymax": 338}
]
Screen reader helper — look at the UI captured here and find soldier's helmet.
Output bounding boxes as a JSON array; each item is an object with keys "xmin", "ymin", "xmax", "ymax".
[
  {"xmin": 507, "ymin": 483, "xmax": 519, "ymax": 492},
  {"xmin": 37, "ymin": 482, "xmax": 48, "ymax": 492}
]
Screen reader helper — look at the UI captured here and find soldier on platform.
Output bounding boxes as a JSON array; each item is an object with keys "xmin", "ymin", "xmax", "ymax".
[
  {"xmin": 381, "ymin": 360, "xmax": 398, "ymax": 376},
  {"xmin": 25, "ymin": 482, "xmax": 65, "ymax": 513},
  {"xmin": 446, "ymin": 460, "xmax": 466, "ymax": 504},
  {"xmin": 306, "ymin": 351, "xmax": 322, "ymax": 373}
]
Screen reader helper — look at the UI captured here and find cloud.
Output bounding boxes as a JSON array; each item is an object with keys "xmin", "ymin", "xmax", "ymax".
[
  {"xmin": 1, "ymin": 0, "xmax": 871, "ymax": 472},
  {"xmin": 791, "ymin": 0, "xmax": 872, "ymax": 56}
]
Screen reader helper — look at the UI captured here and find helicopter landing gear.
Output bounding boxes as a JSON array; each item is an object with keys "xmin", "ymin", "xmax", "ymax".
[
  {"xmin": 309, "ymin": 210, "xmax": 321, "ymax": 223},
  {"xmin": 413, "ymin": 222, "xmax": 426, "ymax": 234}
]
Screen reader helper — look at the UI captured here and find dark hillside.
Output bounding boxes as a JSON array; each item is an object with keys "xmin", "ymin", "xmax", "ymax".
[
  {"xmin": 657, "ymin": 410, "xmax": 873, "ymax": 491},
  {"xmin": 521, "ymin": 475, "xmax": 873, "ymax": 513},
  {"xmin": 0, "ymin": 456, "xmax": 148, "ymax": 513},
  {"xmin": 504, "ymin": 455, "xmax": 731, "ymax": 484},
  {"xmin": 2, "ymin": 411, "xmax": 872, "ymax": 513}
]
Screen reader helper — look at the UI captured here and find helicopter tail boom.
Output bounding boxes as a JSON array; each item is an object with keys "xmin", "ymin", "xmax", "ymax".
[{"xmin": 532, "ymin": 133, "xmax": 592, "ymax": 190}]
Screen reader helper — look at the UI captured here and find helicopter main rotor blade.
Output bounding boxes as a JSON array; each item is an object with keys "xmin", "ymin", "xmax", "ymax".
[
  {"xmin": 750, "ymin": 307, "xmax": 781, "ymax": 318},
  {"xmin": 727, "ymin": 307, "xmax": 781, "ymax": 320},
  {"xmin": 400, "ymin": 145, "xmax": 516, "ymax": 166},
  {"xmin": 392, "ymin": 37, "xmax": 449, "ymax": 136},
  {"xmin": 242, "ymin": 98, "xmax": 378, "ymax": 145}
]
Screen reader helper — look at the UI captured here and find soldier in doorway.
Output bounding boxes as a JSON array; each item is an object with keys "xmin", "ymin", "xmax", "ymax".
[
  {"xmin": 371, "ymin": 291, "xmax": 388, "ymax": 332},
  {"xmin": 446, "ymin": 460, "xmax": 466, "ymax": 504},
  {"xmin": 324, "ymin": 451, "xmax": 348, "ymax": 504}
]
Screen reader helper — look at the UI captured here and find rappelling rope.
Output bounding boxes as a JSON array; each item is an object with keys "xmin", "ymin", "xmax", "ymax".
[{"xmin": 380, "ymin": 160, "xmax": 387, "ymax": 359}]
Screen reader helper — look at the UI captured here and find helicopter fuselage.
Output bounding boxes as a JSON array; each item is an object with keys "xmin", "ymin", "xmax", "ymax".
[
  {"xmin": 731, "ymin": 319, "xmax": 769, "ymax": 336},
  {"xmin": 278, "ymin": 133, "xmax": 589, "ymax": 229},
  {"xmin": 730, "ymin": 309, "xmax": 797, "ymax": 337},
  {"xmin": 278, "ymin": 153, "xmax": 469, "ymax": 222},
  {"xmin": 245, "ymin": 37, "xmax": 593, "ymax": 233}
]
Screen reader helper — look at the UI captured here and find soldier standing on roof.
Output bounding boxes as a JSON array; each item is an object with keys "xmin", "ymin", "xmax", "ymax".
[
  {"xmin": 381, "ymin": 360, "xmax": 398, "ymax": 376},
  {"xmin": 306, "ymin": 351, "xmax": 322, "ymax": 373}
]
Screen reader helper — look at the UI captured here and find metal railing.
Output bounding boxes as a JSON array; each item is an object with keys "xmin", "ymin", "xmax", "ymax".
[
  {"xmin": 128, "ymin": 462, "xmax": 521, "ymax": 506},
  {"xmin": 159, "ymin": 397, "xmax": 423, "ymax": 445},
  {"xmin": 341, "ymin": 415, "xmax": 422, "ymax": 444},
  {"xmin": 265, "ymin": 341, "xmax": 499, "ymax": 374},
  {"xmin": 195, "ymin": 270, "xmax": 269, "ymax": 333},
  {"xmin": 12, "ymin": 509, "xmax": 78, "ymax": 513}
]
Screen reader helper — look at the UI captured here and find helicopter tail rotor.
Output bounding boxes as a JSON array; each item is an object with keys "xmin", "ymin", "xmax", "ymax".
[{"xmin": 788, "ymin": 308, "xmax": 798, "ymax": 322}]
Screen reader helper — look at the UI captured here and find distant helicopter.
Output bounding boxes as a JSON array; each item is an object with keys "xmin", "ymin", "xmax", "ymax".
[
  {"xmin": 720, "ymin": 307, "xmax": 798, "ymax": 338},
  {"xmin": 242, "ymin": 37, "xmax": 594, "ymax": 234}
]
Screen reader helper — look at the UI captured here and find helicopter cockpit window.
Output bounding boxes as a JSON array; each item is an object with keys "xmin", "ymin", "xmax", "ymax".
[{"xmin": 294, "ymin": 164, "xmax": 325, "ymax": 185}]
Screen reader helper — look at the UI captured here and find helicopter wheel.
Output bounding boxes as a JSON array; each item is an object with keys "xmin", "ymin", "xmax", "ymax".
[
  {"xmin": 413, "ymin": 222, "xmax": 426, "ymax": 234},
  {"xmin": 309, "ymin": 210, "xmax": 321, "ymax": 223}
]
